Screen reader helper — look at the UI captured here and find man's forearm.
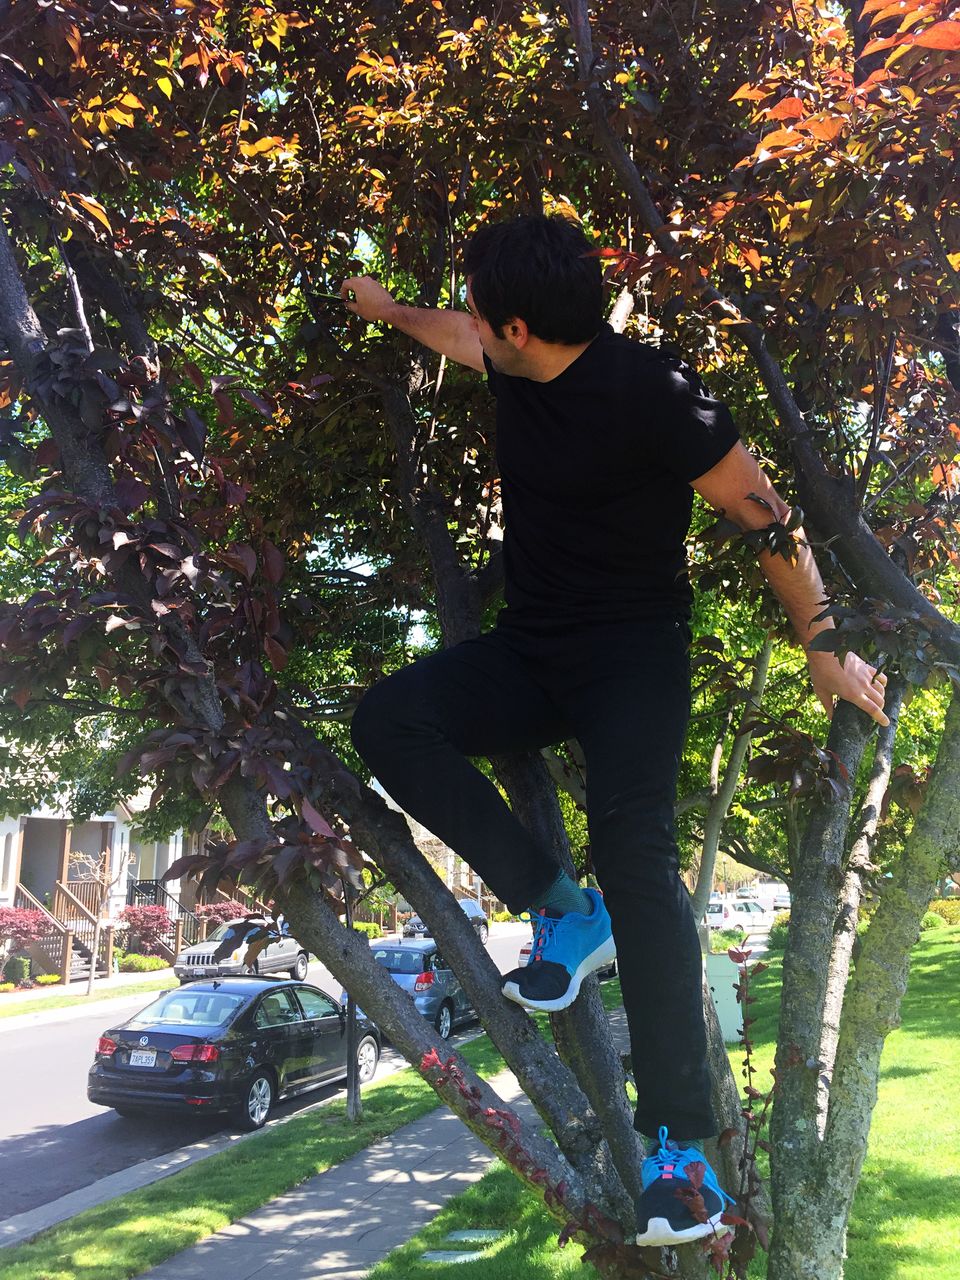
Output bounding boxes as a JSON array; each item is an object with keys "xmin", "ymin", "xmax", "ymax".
[
  {"xmin": 382, "ymin": 302, "xmax": 483, "ymax": 369},
  {"xmin": 758, "ymin": 527, "xmax": 834, "ymax": 652}
]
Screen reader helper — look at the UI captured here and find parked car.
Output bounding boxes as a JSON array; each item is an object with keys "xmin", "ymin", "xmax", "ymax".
[
  {"xmin": 517, "ymin": 936, "xmax": 618, "ymax": 978},
  {"xmin": 173, "ymin": 916, "xmax": 310, "ymax": 984},
  {"xmin": 704, "ymin": 900, "xmax": 728, "ymax": 930},
  {"xmin": 727, "ymin": 899, "xmax": 774, "ymax": 928},
  {"xmin": 88, "ymin": 977, "xmax": 380, "ymax": 1129},
  {"xmin": 705, "ymin": 899, "xmax": 772, "ymax": 930},
  {"xmin": 344, "ymin": 941, "xmax": 475, "ymax": 1040},
  {"xmin": 772, "ymin": 891, "xmax": 791, "ymax": 912},
  {"xmin": 403, "ymin": 897, "xmax": 489, "ymax": 944}
]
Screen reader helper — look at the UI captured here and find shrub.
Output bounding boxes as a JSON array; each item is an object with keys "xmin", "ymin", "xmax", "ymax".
[
  {"xmin": 3, "ymin": 955, "xmax": 31, "ymax": 985},
  {"xmin": 118, "ymin": 905, "xmax": 172, "ymax": 956},
  {"xmin": 767, "ymin": 911, "xmax": 791, "ymax": 951},
  {"xmin": 710, "ymin": 927, "xmax": 747, "ymax": 953},
  {"xmin": 926, "ymin": 899, "xmax": 960, "ymax": 925},
  {"xmin": 921, "ymin": 911, "xmax": 948, "ymax": 930},
  {"xmin": 35, "ymin": 972, "xmax": 62, "ymax": 985},
  {"xmin": 0, "ymin": 983, "xmax": 14, "ymax": 993},
  {"xmin": 0, "ymin": 907, "xmax": 51, "ymax": 980},
  {"xmin": 492, "ymin": 911, "xmax": 514, "ymax": 923},
  {"xmin": 352, "ymin": 921, "xmax": 382, "ymax": 940},
  {"xmin": 195, "ymin": 901, "xmax": 248, "ymax": 927},
  {"xmin": 118, "ymin": 953, "xmax": 169, "ymax": 972}
]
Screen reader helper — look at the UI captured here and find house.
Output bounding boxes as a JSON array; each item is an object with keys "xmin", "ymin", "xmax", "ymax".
[{"xmin": 0, "ymin": 797, "xmax": 206, "ymax": 982}]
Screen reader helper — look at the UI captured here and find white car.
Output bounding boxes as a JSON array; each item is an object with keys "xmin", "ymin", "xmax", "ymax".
[
  {"xmin": 705, "ymin": 900, "xmax": 773, "ymax": 930},
  {"xmin": 727, "ymin": 900, "xmax": 773, "ymax": 929}
]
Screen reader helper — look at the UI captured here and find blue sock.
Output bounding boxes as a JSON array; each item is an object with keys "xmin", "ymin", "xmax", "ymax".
[{"xmin": 531, "ymin": 870, "xmax": 592, "ymax": 917}]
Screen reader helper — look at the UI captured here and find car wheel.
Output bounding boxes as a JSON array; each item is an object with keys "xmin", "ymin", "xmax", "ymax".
[
  {"xmin": 477, "ymin": 922, "xmax": 489, "ymax": 944},
  {"xmin": 289, "ymin": 952, "xmax": 309, "ymax": 980},
  {"xmin": 603, "ymin": 957, "xmax": 618, "ymax": 979},
  {"xmin": 434, "ymin": 1001, "xmax": 454, "ymax": 1040},
  {"xmin": 237, "ymin": 1070, "xmax": 274, "ymax": 1131},
  {"xmin": 356, "ymin": 1035, "xmax": 380, "ymax": 1084}
]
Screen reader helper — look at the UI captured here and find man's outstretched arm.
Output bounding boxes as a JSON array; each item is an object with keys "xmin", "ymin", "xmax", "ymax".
[
  {"xmin": 691, "ymin": 442, "xmax": 890, "ymax": 728},
  {"xmin": 341, "ymin": 276, "xmax": 486, "ymax": 372}
]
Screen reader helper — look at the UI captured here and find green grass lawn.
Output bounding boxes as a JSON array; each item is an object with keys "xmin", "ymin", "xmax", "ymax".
[
  {"xmin": 2, "ymin": 932, "xmax": 956, "ymax": 1280},
  {"xmin": 0, "ymin": 1034, "xmax": 505, "ymax": 1280},
  {"xmin": 369, "ymin": 927, "xmax": 960, "ymax": 1280},
  {"xmin": 0, "ymin": 978, "xmax": 175, "ymax": 1020}
]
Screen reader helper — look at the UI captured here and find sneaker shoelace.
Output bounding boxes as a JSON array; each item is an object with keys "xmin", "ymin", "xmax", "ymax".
[
  {"xmin": 529, "ymin": 909, "xmax": 559, "ymax": 962},
  {"xmin": 644, "ymin": 1126, "xmax": 735, "ymax": 1207}
]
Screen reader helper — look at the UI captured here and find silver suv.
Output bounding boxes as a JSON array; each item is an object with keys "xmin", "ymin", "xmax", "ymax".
[{"xmin": 174, "ymin": 917, "xmax": 310, "ymax": 985}]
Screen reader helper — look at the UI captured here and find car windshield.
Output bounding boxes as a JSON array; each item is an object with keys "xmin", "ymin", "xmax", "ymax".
[
  {"xmin": 127, "ymin": 989, "xmax": 246, "ymax": 1028},
  {"xmin": 205, "ymin": 919, "xmax": 265, "ymax": 942},
  {"xmin": 373, "ymin": 948, "xmax": 430, "ymax": 974},
  {"xmin": 706, "ymin": 904, "xmax": 722, "ymax": 913}
]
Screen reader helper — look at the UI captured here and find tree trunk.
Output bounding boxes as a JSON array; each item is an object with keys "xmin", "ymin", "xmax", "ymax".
[
  {"xmin": 768, "ymin": 690, "xmax": 960, "ymax": 1280},
  {"xmin": 344, "ymin": 886, "xmax": 362, "ymax": 1122}
]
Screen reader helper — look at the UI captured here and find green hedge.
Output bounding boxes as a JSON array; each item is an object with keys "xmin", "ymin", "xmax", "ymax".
[
  {"xmin": 352, "ymin": 921, "xmax": 383, "ymax": 940},
  {"xmin": 926, "ymin": 899, "xmax": 960, "ymax": 925},
  {"xmin": 767, "ymin": 911, "xmax": 791, "ymax": 951},
  {"xmin": 921, "ymin": 911, "xmax": 948, "ymax": 930},
  {"xmin": 119, "ymin": 953, "xmax": 170, "ymax": 973},
  {"xmin": 709, "ymin": 926, "xmax": 747, "ymax": 953},
  {"xmin": 2, "ymin": 955, "xmax": 30, "ymax": 985},
  {"xmin": 491, "ymin": 911, "xmax": 514, "ymax": 923}
]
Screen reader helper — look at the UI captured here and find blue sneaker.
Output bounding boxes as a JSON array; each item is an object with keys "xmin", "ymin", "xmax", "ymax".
[
  {"xmin": 634, "ymin": 1127, "xmax": 736, "ymax": 1247},
  {"xmin": 501, "ymin": 888, "xmax": 616, "ymax": 1012}
]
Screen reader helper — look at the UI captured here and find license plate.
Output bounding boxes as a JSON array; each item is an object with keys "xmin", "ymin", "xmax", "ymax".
[
  {"xmin": 192, "ymin": 967, "xmax": 207, "ymax": 976},
  {"xmin": 129, "ymin": 1050, "xmax": 157, "ymax": 1067}
]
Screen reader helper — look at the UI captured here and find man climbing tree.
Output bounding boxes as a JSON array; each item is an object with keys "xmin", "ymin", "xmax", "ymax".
[{"xmin": 343, "ymin": 214, "xmax": 889, "ymax": 1247}]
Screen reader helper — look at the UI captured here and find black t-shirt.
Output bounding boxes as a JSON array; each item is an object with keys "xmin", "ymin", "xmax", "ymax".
[{"xmin": 484, "ymin": 323, "xmax": 740, "ymax": 624}]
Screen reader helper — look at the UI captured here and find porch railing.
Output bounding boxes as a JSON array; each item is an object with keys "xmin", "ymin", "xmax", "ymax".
[
  {"xmin": 53, "ymin": 881, "xmax": 112, "ymax": 977},
  {"xmin": 65, "ymin": 878, "xmax": 107, "ymax": 918},
  {"xmin": 13, "ymin": 882, "xmax": 111, "ymax": 982}
]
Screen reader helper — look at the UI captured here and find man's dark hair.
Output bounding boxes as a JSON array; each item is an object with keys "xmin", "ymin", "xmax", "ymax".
[{"xmin": 463, "ymin": 215, "xmax": 603, "ymax": 344}]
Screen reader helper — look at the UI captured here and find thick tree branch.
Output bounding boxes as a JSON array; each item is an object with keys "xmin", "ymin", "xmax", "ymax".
[
  {"xmin": 816, "ymin": 678, "xmax": 905, "ymax": 1131},
  {"xmin": 768, "ymin": 699, "xmax": 876, "ymax": 1254},
  {"xmin": 691, "ymin": 636, "xmax": 773, "ymax": 919}
]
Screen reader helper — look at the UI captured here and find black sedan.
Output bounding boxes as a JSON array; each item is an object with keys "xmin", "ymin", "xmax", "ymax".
[
  {"xmin": 87, "ymin": 976, "xmax": 380, "ymax": 1131},
  {"xmin": 403, "ymin": 896, "xmax": 489, "ymax": 943}
]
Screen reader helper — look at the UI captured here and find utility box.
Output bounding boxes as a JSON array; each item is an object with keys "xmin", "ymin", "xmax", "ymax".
[{"xmin": 705, "ymin": 951, "xmax": 742, "ymax": 1044}]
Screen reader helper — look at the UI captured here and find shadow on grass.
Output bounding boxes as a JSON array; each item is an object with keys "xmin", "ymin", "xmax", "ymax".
[{"xmin": 846, "ymin": 1160, "xmax": 960, "ymax": 1280}]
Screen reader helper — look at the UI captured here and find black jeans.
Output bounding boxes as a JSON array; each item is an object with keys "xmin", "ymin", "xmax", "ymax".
[{"xmin": 351, "ymin": 614, "xmax": 715, "ymax": 1139}]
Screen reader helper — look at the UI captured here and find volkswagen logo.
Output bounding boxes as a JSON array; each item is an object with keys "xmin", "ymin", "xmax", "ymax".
[{"xmin": 139, "ymin": 1035, "xmax": 149, "ymax": 1046}]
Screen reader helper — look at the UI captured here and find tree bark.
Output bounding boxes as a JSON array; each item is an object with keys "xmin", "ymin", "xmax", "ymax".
[
  {"xmin": 769, "ymin": 701, "xmax": 876, "ymax": 1252},
  {"xmin": 816, "ymin": 680, "xmax": 905, "ymax": 1129},
  {"xmin": 768, "ymin": 690, "xmax": 960, "ymax": 1280}
]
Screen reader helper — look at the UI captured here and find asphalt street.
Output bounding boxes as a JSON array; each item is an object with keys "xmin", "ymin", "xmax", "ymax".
[{"xmin": 0, "ymin": 924, "xmax": 530, "ymax": 1222}]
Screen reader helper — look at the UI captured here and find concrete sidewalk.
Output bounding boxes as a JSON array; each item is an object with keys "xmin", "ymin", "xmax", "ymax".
[
  {"xmin": 140, "ymin": 1008, "xmax": 629, "ymax": 1280},
  {"xmin": 140, "ymin": 1071, "xmax": 534, "ymax": 1280}
]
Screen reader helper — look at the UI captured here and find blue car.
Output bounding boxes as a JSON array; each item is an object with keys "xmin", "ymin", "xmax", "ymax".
[{"xmin": 343, "ymin": 941, "xmax": 475, "ymax": 1041}]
